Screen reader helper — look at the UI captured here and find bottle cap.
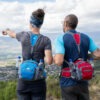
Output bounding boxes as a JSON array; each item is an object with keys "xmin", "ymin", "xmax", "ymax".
[
  {"xmin": 90, "ymin": 58, "xmax": 93, "ymax": 61},
  {"xmin": 18, "ymin": 56, "xmax": 21, "ymax": 59},
  {"xmin": 40, "ymin": 59, "xmax": 44, "ymax": 62},
  {"xmin": 69, "ymin": 59, "xmax": 72, "ymax": 62}
]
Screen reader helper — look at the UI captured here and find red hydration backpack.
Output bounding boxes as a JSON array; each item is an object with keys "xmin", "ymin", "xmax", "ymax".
[{"xmin": 61, "ymin": 33, "xmax": 94, "ymax": 81}]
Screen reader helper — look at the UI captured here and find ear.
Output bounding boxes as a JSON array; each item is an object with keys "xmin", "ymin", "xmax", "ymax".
[
  {"xmin": 64, "ymin": 22, "xmax": 69, "ymax": 32},
  {"xmin": 63, "ymin": 21, "xmax": 66, "ymax": 28},
  {"xmin": 30, "ymin": 24, "xmax": 32, "ymax": 28}
]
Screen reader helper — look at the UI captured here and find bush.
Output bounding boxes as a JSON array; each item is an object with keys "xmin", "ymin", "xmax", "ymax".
[{"xmin": 0, "ymin": 81, "xmax": 17, "ymax": 100}]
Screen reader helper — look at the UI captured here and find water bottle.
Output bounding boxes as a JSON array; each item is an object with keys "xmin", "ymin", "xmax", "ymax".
[
  {"xmin": 69, "ymin": 59, "xmax": 76, "ymax": 79},
  {"xmin": 43, "ymin": 69, "xmax": 47, "ymax": 78},
  {"xmin": 35, "ymin": 59, "xmax": 45, "ymax": 80},
  {"xmin": 89, "ymin": 58, "xmax": 94, "ymax": 68},
  {"xmin": 16, "ymin": 56, "xmax": 21, "ymax": 70},
  {"xmin": 69, "ymin": 59, "xmax": 75, "ymax": 68},
  {"xmin": 38, "ymin": 59, "xmax": 44, "ymax": 67},
  {"xmin": 35, "ymin": 66, "xmax": 39, "ymax": 80},
  {"xmin": 89, "ymin": 58, "xmax": 95, "ymax": 77},
  {"xmin": 76, "ymin": 66, "xmax": 81, "ymax": 80},
  {"xmin": 38, "ymin": 59, "xmax": 45, "ymax": 78}
]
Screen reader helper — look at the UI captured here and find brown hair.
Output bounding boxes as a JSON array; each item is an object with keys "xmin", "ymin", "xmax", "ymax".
[
  {"xmin": 32, "ymin": 8, "xmax": 45, "ymax": 20},
  {"xmin": 65, "ymin": 14, "xmax": 78, "ymax": 29}
]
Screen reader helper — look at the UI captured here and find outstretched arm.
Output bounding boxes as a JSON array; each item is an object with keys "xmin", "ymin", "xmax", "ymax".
[{"xmin": 2, "ymin": 29, "xmax": 16, "ymax": 38}]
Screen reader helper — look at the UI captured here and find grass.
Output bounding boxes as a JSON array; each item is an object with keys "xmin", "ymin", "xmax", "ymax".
[
  {"xmin": 46, "ymin": 76, "xmax": 61, "ymax": 99},
  {"xmin": 0, "ymin": 77, "xmax": 61, "ymax": 100},
  {"xmin": 0, "ymin": 75, "xmax": 100, "ymax": 100},
  {"xmin": 0, "ymin": 81, "xmax": 17, "ymax": 100},
  {"xmin": 89, "ymin": 75, "xmax": 100, "ymax": 100}
]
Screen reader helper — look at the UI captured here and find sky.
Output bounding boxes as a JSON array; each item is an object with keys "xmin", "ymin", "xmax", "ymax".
[
  {"xmin": 0, "ymin": 0, "xmax": 55, "ymax": 3},
  {"xmin": 0, "ymin": 0, "xmax": 100, "ymax": 37}
]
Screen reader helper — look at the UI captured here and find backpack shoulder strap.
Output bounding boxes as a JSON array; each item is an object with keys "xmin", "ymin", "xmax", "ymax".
[
  {"xmin": 31, "ymin": 34, "xmax": 42, "ymax": 53},
  {"xmin": 28, "ymin": 32, "xmax": 43, "ymax": 60},
  {"xmin": 32, "ymin": 34, "xmax": 44, "ymax": 59},
  {"xmin": 67, "ymin": 31, "xmax": 81, "ymax": 55},
  {"xmin": 73, "ymin": 33, "xmax": 81, "ymax": 54}
]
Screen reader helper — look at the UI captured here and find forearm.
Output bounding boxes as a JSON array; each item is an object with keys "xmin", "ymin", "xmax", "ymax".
[
  {"xmin": 7, "ymin": 30, "xmax": 16, "ymax": 38},
  {"xmin": 44, "ymin": 50, "xmax": 53, "ymax": 65},
  {"xmin": 3, "ymin": 29, "xmax": 16, "ymax": 38},
  {"xmin": 45, "ymin": 56, "xmax": 53, "ymax": 65},
  {"xmin": 54, "ymin": 54, "xmax": 64, "ymax": 67},
  {"xmin": 88, "ymin": 53, "xmax": 100, "ymax": 60},
  {"xmin": 93, "ymin": 55, "xmax": 100, "ymax": 60},
  {"xmin": 92, "ymin": 49, "xmax": 100, "ymax": 60}
]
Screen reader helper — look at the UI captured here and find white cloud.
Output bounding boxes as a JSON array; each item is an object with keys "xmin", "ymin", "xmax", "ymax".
[
  {"xmin": 0, "ymin": 0, "xmax": 100, "ymax": 36},
  {"xmin": 70, "ymin": 0, "xmax": 100, "ymax": 33}
]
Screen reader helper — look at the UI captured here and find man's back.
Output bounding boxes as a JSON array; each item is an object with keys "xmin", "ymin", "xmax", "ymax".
[
  {"xmin": 63, "ymin": 32, "xmax": 90, "ymax": 62},
  {"xmin": 54, "ymin": 14, "xmax": 100, "ymax": 100}
]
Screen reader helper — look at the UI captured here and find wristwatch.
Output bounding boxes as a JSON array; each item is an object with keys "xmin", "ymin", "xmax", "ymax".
[{"xmin": 6, "ymin": 28, "xmax": 10, "ymax": 34}]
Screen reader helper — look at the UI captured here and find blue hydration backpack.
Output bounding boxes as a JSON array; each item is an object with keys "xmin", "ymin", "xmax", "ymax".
[
  {"xmin": 19, "ymin": 60, "xmax": 38, "ymax": 80},
  {"xmin": 18, "ymin": 33, "xmax": 46, "ymax": 81}
]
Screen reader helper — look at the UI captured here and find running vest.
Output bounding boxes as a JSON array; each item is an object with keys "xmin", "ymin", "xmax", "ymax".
[{"xmin": 62, "ymin": 32, "xmax": 90, "ymax": 68}]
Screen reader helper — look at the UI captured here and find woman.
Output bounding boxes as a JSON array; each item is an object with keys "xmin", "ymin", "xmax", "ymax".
[{"xmin": 2, "ymin": 8, "xmax": 53, "ymax": 100}]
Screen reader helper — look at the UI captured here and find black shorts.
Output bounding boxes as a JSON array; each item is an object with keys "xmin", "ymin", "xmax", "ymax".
[
  {"xmin": 61, "ymin": 85, "xmax": 90, "ymax": 100},
  {"xmin": 17, "ymin": 91, "xmax": 46, "ymax": 100}
]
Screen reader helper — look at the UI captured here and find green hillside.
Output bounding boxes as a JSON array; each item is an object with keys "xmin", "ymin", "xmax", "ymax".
[
  {"xmin": 0, "ymin": 75, "xmax": 100, "ymax": 100},
  {"xmin": 0, "ymin": 60, "xmax": 100, "ymax": 100}
]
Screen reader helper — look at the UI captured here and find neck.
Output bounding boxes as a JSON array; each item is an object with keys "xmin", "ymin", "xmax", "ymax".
[
  {"xmin": 64, "ymin": 27, "xmax": 75, "ymax": 33},
  {"xmin": 67, "ymin": 27, "xmax": 74, "ymax": 31},
  {"xmin": 31, "ymin": 28, "xmax": 40, "ymax": 34}
]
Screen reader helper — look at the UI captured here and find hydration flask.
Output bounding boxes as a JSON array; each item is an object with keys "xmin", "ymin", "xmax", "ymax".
[
  {"xmin": 16, "ymin": 56, "xmax": 21, "ymax": 70},
  {"xmin": 69, "ymin": 59, "xmax": 76, "ymax": 79},
  {"xmin": 89, "ymin": 58, "xmax": 95, "ymax": 77},
  {"xmin": 35, "ymin": 59, "xmax": 45, "ymax": 80},
  {"xmin": 89, "ymin": 58, "xmax": 94, "ymax": 68}
]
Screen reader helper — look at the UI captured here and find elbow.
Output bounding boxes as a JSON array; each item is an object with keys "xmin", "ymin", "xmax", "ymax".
[
  {"xmin": 54, "ymin": 55, "xmax": 64, "ymax": 66},
  {"xmin": 45, "ymin": 58, "xmax": 53, "ymax": 65},
  {"xmin": 54, "ymin": 60, "xmax": 63, "ymax": 66},
  {"xmin": 46, "ymin": 60, "xmax": 52, "ymax": 65}
]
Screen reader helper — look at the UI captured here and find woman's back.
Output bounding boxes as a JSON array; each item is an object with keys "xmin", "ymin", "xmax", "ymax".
[{"xmin": 16, "ymin": 31, "xmax": 51, "ymax": 62}]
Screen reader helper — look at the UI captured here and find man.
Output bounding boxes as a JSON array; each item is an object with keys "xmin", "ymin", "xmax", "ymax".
[
  {"xmin": 54, "ymin": 14, "xmax": 100, "ymax": 100},
  {"xmin": 3, "ymin": 9, "xmax": 52, "ymax": 100}
]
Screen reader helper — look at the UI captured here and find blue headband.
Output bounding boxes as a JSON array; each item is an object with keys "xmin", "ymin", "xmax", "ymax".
[{"xmin": 30, "ymin": 15, "xmax": 43, "ymax": 28}]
